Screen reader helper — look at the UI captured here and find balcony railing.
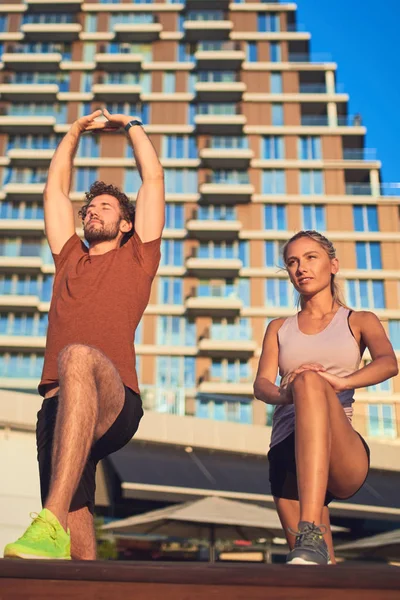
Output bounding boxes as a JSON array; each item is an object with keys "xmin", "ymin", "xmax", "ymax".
[
  {"xmin": 345, "ymin": 183, "xmax": 400, "ymax": 197},
  {"xmin": 140, "ymin": 385, "xmax": 186, "ymax": 416},
  {"xmin": 209, "ymin": 325, "xmax": 253, "ymax": 341},
  {"xmin": 288, "ymin": 52, "xmax": 333, "ymax": 63},
  {"xmin": 197, "ymin": 41, "xmax": 241, "ymax": 52},
  {"xmin": 205, "ymin": 137, "xmax": 248, "ymax": 149},
  {"xmin": 299, "ymin": 84, "xmax": 327, "ymax": 94},
  {"xmin": 343, "ymin": 149, "xmax": 378, "ymax": 161},
  {"xmin": 301, "ymin": 115, "xmax": 363, "ymax": 127},
  {"xmin": 197, "ymin": 207, "xmax": 236, "ymax": 221},
  {"xmin": 205, "ymin": 173, "xmax": 249, "ymax": 184}
]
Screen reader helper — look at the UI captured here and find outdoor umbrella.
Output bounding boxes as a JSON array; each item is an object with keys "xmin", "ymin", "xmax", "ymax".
[
  {"xmin": 103, "ymin": 495, "xmax": 345, "ymax": 562},
  {"xmin": 335, "ymin": 528, "xmax": 400, "ymax": 562}
]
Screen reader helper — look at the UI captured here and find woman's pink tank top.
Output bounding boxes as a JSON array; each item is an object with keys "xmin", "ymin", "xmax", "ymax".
[{"xmin": 270, "ymin": 306, "xmax": 361, "ymax": 448}]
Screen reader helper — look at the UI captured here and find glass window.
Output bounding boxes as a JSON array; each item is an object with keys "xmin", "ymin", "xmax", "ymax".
[
  {"xmin": 353, "ymin": 205, "xmax": 379, "ymax": 232},
  {"xmin": 262, "ymin": 136, "xmax": 284, "ymax": 159},
  {"xmin": 367, "ymin": 404, "xmax": 397, "ymax": 439},
  {"xmin": 300, "ymin": 170, "xmax": 324, "ymax": 195},
  {"xmin": 270, "ymin": 73, "xmax": 282, "ymax": 94},
  {"xmin": 165, "ymin": 204, "xmax": 184, "ymax": 229},
  {"xmin": 356, "ymin": 242, "xmax": 382, "ymax": 270},
  {"xmin": 298, "ymin": 136, "xmax": 322, "ymax": 160},
  {"xmin": 346, "ymin": 280, "xmax": 385, "ymax": 309},
  {"xmin": 264, "ymin": 204, "xmax": 287, "ymax": 230},
  {"xmin": 262, "ymin": 170, "xmax": 286, "ymax": 194},
  {"xmin": 164, "ymin": 169, "xmax": 198, "ymax": 193},
  {"xmin": 159, "ymin": 277, "xmax": 183, "ymax": 304},
  {"xmin": 75, "ymin": 168, "xmax": 98, "ymax": 191},
  {"xmin": 163, "ymin": 72, "xmax": 176, "ymax": 93},
  {"xmin": 156, "ymin": 356, "xmax": 195, "ymax": 388},
  {"xmin": 161, "ymin": 240, "xmax": 183, "ymax": 266},
  {"xmin": 157, "ymin": 316, "xmax": 195, "ymax": 346},
  {"xmin": 302, "ymin": 205, "xmax": 326, "ymax": 230},
  {"xmin": 270, "ymin": 42, "xmax": 281, "ymax": 62},
  {"xmin": 163, "ymin": 135, "xmax": 197, "ymax": 159},
  {"xmin": 388, "ymin": 320, "xmax": 400, "ymax": 351},
  {"xmin": 258, "ymin": 13, "xmax": 280, "ymax": 32},
  {"xmin": 246, "ymin": 42, "xmax": 258, "ymax": 62},
  {"xmin": 265, "ymin": 241, "xmax": 284, "ymax": 267},
  {"xmin": 265, "ymin": 278, "xmax": 291, "ymax": 307},
  {"xmin": 271, "ymin": 103, "xmax": 284, "ymax": 126}
]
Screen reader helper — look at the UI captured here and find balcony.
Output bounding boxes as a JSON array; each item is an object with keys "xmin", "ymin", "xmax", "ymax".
[
  {"xmin": 183, "ymin": 19, "xmax": 233, "ymax": 41},
  {"xmin": 21, "ymin": 23, "xmax": 82, "ymax": 42},
  {"xmin": 92, "ymin": 81, "xmax": 142, "ymax": 101},
  {"xmin": 0, "ymin": 295, "xmax": 41, "ymax": 310},
  {"xmin": 0, "ymin": 116, "xmax": 55, "ymax": 134},
  {"xmin": 0, "ymin": 83, "xmax": 59, "ymax": 102},
  {"xmin": 198, "ymin": 330, "xmax": 256, "ymax": 358},
  {"xmin": 343, "ymin": 149, "xmax": 378, "ymax": 161},
  {"xmin": 0, "ymin": 256, "xmax": 44, "ymax": 272},
  {"xmin": 186, "ymin": 0, "xmax": 230, "ymax": 8},
  {"xmin": 186, "ymin": 248, "xmax": 242, "ymax": 277},
  {"xmin": 7, "ymin": 149, "xmax": 53, "ymax": 167},
  {"xmin": 200, "ymin": 174, "xmax": 254, "ymax": 202},
  {"xmin": 299, "ymin": 83, "xmax": 327, "ymax": 94},
  {"xmin": 0, "ymin": 335, "xmax": 46, "ymax": 352},
  {"xmin": 195, "ymin": 79, "xmax": 246, "ymax": 102},
  {"xmin": 113, "ymin": 22, "xmax": 162, "ymax": 43},
  {"xmin": 185, "ymin": 294, "xmax": 243, "ymax": 317},
  {"xmin": 25, "ymin": 0, "xmax": 81, "ymax": 10},
  {"xmin": 198, "ymin": 371, "xmax": 253, "ymax": 397},
  {"xmin": 3, "ymin": 183, "xmax": 45, "ymax": 201},
  {"xmin": 200, "ymin": 141, "xmax": 253, "ymax": 169},
  {"xmin": 194, "ymin": 113, "xmax": 246, "ymax": 135},
  {"xmin": 186, "ymin": 218, "xmax": 241, "ymax": 241},
  {"xmin": 95, "ymin": 53, "xmax": 143, "ymax": 72},
  {"xmin": 300, "ymin": 114, "xmax": 365, "ymax": 128},
  {"xmin": 345, "ymin": 183, "xmax": 400, "ymax": 198},
  {"xmin": 1, "ymin": 53, "xmax": 62, "ymax": 71},
  {"xmin": 0, "ymin": 219, "xmax": 44, "ymax": 234},
  {"xmin": 195, "ymin": 42, "xmax": 245, "ymax": 69}
]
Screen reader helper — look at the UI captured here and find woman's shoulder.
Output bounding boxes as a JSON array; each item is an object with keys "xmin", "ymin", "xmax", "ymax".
[
  {"xmin": 348, "ymin": 309, "xmax": 381, "ymax": 328},
  {"xmin": 266, "ymin": 316, "xmax": 293, "ymax": 335}
]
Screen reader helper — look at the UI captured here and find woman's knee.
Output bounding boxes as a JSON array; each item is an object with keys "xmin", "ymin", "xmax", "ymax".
[{"xmin": 292, "ymin": 370, "xmax": 326, "ymax": 393}]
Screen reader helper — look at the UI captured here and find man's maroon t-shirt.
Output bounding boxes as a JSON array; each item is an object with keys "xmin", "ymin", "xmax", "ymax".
[{"xmin": 38, "ymin": 232, "xmax": 161, "ymax": 397}]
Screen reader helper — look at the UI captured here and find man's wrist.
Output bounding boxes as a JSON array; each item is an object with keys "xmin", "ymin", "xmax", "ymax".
[{"xmin": 124, "ymin": 119, "xmax": 142, "ymax": 133}]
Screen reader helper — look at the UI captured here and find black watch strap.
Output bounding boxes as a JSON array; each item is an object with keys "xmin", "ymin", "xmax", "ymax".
[{"xmin": 124, "ymin": 119, "xmax": 142, "ymax": 132}]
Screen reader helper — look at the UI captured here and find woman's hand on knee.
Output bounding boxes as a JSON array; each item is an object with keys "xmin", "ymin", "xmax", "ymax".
[{"xmin": 280, "ymin": 364, "xmax": 325, "ymax": 401}]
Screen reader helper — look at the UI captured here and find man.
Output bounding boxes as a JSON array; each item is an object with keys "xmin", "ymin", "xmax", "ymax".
[{"xmin": 4, "ymin": 109, "xmax": 165, "ymax": 560}]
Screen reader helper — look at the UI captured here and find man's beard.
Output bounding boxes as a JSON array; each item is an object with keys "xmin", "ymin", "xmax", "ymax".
[{"xmin": 84, "ymin": 219, "xmax": 120, "ymax": 243}]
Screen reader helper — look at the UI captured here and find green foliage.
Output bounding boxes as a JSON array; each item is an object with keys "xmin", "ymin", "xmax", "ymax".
[{"xmin": 94, "ymin": 515, "xmax": 118, "ymax": 560}]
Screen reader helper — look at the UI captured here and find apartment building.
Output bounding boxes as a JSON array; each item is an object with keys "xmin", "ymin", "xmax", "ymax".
[{"xmin": 0, "ymin": 1, "xmax": 399, "ymax": 537}]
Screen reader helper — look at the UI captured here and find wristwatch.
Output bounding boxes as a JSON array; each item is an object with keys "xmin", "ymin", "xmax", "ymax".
[{"xmin": 124, "ymin": 119, "xmax": 143, "ymax": 132}]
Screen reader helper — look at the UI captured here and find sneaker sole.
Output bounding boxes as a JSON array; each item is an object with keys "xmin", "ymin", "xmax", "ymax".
[
  {"xmin": 4, "ymin": 552, "xmax": 71, "ymax": 560},
  {"xmin": 287, "ymin": 557, "xmax": 332, "ymax": 566}
]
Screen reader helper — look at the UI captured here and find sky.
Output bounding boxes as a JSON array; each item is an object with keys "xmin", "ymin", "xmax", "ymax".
[{"xmin": 295, "ymin": 0, "xmax": 399, "ymax": 184}]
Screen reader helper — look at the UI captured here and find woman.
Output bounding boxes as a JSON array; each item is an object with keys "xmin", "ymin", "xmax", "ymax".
[{"xmin": 254, "ymin": 230, "xmax": 398, "ymax": 565}]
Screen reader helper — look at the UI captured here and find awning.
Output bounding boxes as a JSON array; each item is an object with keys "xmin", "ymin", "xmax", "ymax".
[{"xmin": 106, "ymin": 441, "xmax": 400, "ymax": 521}]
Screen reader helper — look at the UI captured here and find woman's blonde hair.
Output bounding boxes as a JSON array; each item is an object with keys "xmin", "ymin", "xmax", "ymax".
[{"xmin": 282, "ymin": 230, "xmax": 348, "ymax": 309}]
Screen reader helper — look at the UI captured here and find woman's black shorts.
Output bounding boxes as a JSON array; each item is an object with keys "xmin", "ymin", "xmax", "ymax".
[
  {"xmin": 36, "ymin": 386, "xmax": 143, "ymax": 514},
  {"xmin": 268, "ymin": 431, "xmax": 370, "ymax": 506}
]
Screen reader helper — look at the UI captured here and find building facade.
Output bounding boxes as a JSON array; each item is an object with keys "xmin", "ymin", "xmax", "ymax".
[{"xmin": 0, "ymin": 0, "xmax": 399, "ymax": 446}]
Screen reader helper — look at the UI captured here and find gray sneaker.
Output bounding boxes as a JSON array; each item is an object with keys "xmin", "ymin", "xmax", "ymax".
[{"xmin": 286, "ymin": 521, "xmax": 330, "ymax": 565}]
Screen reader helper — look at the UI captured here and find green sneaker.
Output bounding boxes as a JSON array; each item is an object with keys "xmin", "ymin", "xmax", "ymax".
[{"xmin": 3, "ymin": 508, "xmax": 71, "ymax": 560}]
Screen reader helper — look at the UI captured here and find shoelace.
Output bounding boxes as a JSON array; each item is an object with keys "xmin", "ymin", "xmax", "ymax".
[
  {"xmin": 288, "ymin": 522, "xmax": 327, "ymax": 549},
  {"xmin": 21, "ymin": 513, "xmax": 58, "ymax": 542}
]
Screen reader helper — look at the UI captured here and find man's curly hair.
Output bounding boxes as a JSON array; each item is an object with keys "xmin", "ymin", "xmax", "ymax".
[{"xmin": 79, "ymin": 181, "xmax": 135, "ymax": 244}]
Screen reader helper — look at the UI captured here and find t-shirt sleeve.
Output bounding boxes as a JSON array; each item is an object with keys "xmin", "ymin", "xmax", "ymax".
[
  {"xmin": 128, "ymin": 231, "xmax": 162, "ymax": 279},
  {"xmin": 52, "ymin": 234, "xmax": 83, "ymax": 270}
]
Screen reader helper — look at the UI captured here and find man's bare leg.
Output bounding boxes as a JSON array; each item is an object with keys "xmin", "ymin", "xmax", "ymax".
[
  {"xmin": 45, "ymin": 343, "xmax": 125, "ymax": 531},
  {"xmin": 68, "ymin": 507, "xmax": 97, "ymax": 560}
]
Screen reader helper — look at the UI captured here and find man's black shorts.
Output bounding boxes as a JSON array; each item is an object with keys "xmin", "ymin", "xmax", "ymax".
[
  {"xmin": 36, "ymin": 385, "xmax": 143, "ymax": 514},
  {"xmin": 268, "ymin": 431, "xmax": 370, "ymax": 506}
]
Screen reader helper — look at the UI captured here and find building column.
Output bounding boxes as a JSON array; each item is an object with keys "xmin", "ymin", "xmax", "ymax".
[
  {"xmin": 328, "ymin": 102, "xmax": 337, "ymax": 126},
  {"xmin": 325, "ymin": 70, "xmax": 335, "ymax": 94},
  {"xmin": 370, "ymin": 169, "xmax": 381, "ymax": 197}
]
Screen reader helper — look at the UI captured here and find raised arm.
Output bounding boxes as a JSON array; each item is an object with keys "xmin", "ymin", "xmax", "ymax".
[
  {"xmin": 103, "ymin": 109, "xmax": 165, "ymax": 243},
  {"xmin": 44, "ymin": 110, "xmax": 103, "ymax": 255}
]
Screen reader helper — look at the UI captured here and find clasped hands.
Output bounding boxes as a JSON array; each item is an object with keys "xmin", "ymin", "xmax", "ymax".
[
  {"xmin": 73, "ymin": 109, "xmax": 139, "ymax": 134},
  {"xmin": 279, "ymin": 363, "xmax": 348, "ymax": 403}
]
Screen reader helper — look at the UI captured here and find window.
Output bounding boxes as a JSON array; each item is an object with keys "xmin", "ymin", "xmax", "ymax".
[
  {"xmin": 78, "ymin": 135, "xmax": 99, "ymax": 158},
  {"xmin": 270, "ymin": 72, "xmax": 282, "ymax": 93},
  {"xmin": 159, "ymin": 277, "xmax": 183, "ymax": 304},
  {"xmin": 271, "ymin": 103, "xmax": 284, "ymax": 125},
  {"xmin": 265, "ymin": 278, "xmax": 292, "ymax": 307},
  {"xmin": 157, "ymin": 316, "xmax": 196, "ymax": 346},
  {"xmin": 356, "ymin": 242, "xmax": 382, "ymax": 270},
  {"xmin": 262, "ymin": 170, "xmax": 286, "ymax": 194},
  {"xmin": 300, "ymin": 170, "xmax": 324, "ymax": 195},
  {"xmin": 156, "ymin": 356, "xmax": 195, "ymax": 388},
  {"xmin": 197, "ymin": 205, "xmax": 236, "ymax": 221},
  {"xmin": 211, "ymin": 170, "xmax": 249, "ymax": 184},
  {"xmin": 124, "ymin": 168, "xmax": 143, "ymax": 193},
  {"xmin": 75, "ymin": 168, "xmax": 98, "ymax": 191},
  {"xmin": 353, "ymin": 205, "xmax": 379, "ymax": 232},
  {"xmin": 264, "ymin": 204, "xmax": 287, "ymax": 230},
  {"xmin": 346, "ymin": 280, "xmax": 385, "ymax": 309},
  {"xmin": 237, "ymin": 278, "xmax": 251, "ymax": 306},
  {"xmin": 163, "ymin": 72, "xmax": 176, "ymax": 93},
  {"xmin": 367, "ymin": 404, "xmax": 397, "ymax": 439},
  {"xmin": 302, "ymin": 205, "xmax": 326, "ymax": 230},
  {"xmin": 210, "ymin": 359, "xmax": 251, "ymax": 383},
  {"xmin": 178, "ymin": 43, "xmax": 195, "ymax": 63},
  {"xmin": 210, "ymin": 318, "xmax": 252, "ymax": 341},
  {"xmin": 198, "ymin": 241, "xmax": 243, "ymax": 260},
  {"xmin": 0, "ymin": 16, "xmax": 7, "ymax": 32},
  {"xmin": 0, "ymin": 353, "xmax": 44, "ymax": 379},
  {"xmin": 162, "ymin": 135, "xmax": 197, "ymax": 159},
  {"xmin": 196, "ymin": 396, "xmax": 252, "ymax": 424},
  {"xmin": 265, "ymin": 241, "xmax": 284, "ymax": 267},
  {"xmin": 209, "ymin": 136, "xmax": 247, "ymax": 149},
  {"xmin": 258, "ymin": 13, "xmax": 280, "ymax": 32},
  {"xmin": 299, "ymin": 136, "xmax": 322, "ymax": 160},
  {"xmin": 246, "ymin": 42, "xmax": 258, "ymax": 62},
  {"xmin": 270, "ymin": 42, "xmax": 281, "ymax": 62},
  {"xmin": 389, "ymin": 320, "xmax": 400, "ymax": 351},
  {"xmin": 165, "ymin": 204, "xmax": 184, "ymax": 229},
  {"xmin": 164, "ymin": 169, "xmax": 198, "ymax": 193},
  {"xmin": 197, "ymin": 103, "xmax": 236, "ymax": 116},
  {"xmin": 262, "ymin": 136, "xmax": 284, "ymax": 159},
  {"xmin": 85, "ymin": 14, "xmax": 97, "ymax": 33},
  {"xmin": 161, "ymin": 240, "xmax": 183, "ymax": 266}
]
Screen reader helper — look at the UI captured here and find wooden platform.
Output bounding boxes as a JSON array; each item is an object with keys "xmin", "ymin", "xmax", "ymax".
[{"xmin": 1, "ymin": 560, "xmax": 400, "ymax": 599}]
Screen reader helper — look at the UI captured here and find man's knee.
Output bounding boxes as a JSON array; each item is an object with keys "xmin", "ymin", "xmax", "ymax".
[{"xmin": 58, "ymin": 344, "xmax": 97, "ymax": 373}]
